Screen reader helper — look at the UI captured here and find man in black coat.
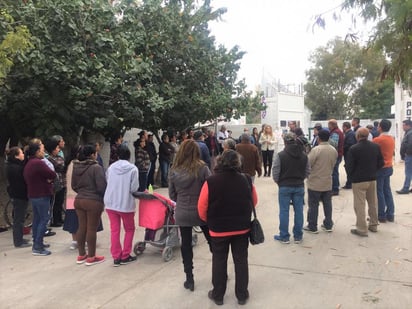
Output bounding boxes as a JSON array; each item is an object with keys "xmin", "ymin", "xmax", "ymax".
[
  {"xmin": 342, "ymin": 121, "xmax": 357, "ymax": 189},
  {"xmin": 346, "ymin": 128, "xmax": 384, "ymax": 237}
]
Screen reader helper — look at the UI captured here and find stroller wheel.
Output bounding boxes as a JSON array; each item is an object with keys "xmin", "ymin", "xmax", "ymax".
[
  {"xmin": 162, "ymin": 246, "xmax": 173, "ymax": 262},
  {"xmin": 191, "ymin": 234, "xmax": 198, "ymax": 247},
  {"xmin": 133, "ymin": 242, "xmax": 146, "ymax": 256}
]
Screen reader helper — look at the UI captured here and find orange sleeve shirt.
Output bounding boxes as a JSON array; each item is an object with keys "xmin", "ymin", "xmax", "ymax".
[
  {"xmin": 373, "ymin": 134, "xmax": 395, "ymax": 168},
  {"xmin": 197, "ymin": 181, "xmax": 258, "ymax": 237}
]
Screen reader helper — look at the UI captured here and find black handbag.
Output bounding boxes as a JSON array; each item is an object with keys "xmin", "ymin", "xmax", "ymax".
[
  {"xmin": 250, "ymin": 207, "xmax": 265, "ymax": 245},
  {"xmin": 242, "ymin": 174, "xmax": 265, "ymax": 245}
]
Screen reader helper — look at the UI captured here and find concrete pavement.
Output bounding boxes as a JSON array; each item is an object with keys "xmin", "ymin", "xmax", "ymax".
[{"xmin": 0, "ymin": 163, "xmax": 411, "ymax": 309}]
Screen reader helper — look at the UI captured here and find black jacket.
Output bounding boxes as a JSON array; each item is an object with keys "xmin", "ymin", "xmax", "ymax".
[
  {"xmin": 5, "ymin": 158, "xmax": 28, "ymax": 200},
  {"xmin": 273, "ymin": 144, "xmax": 308, "ymax": 187},
  {"xmin": 400, "ymin": 128, "xmax": 412, "ymax": 159},
  {"xmin": 346, "ymin": 140, "xmax": 384, "ymax": 183}
]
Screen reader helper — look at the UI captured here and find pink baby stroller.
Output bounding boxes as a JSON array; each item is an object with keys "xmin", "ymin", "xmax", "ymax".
[{"xmin": 133, "ymin": 192, "xmax": 198, "ymax": 262}]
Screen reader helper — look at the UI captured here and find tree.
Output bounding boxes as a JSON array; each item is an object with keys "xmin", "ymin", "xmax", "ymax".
[
  {"xmin": 314, "ymin": 0, "xmax": 412, "ymax": 84},
  {"xmin": 1, "ymin": 0, "xmax": 262, "ymax": 150},
  {"xmin": 305, "ymin": 37, "xmax": 394, "ymax": 120}
]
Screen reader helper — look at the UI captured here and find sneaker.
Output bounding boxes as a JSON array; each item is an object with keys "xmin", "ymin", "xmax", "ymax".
[
  {"xmin": 32, "ymin": 248, "xmax": 51, "ymax": 256},
  {"xmin": 113, "ymin": 259, "xmax": 121, "ymax": 267},
  {"xmin": 321, "ymin": 224, "xmax": 333, "ymax": 232},
  {"xmin": 85, "ymin": 255, "xmax": 105, "ymax": 266},
  {"xmin": 44, "ymin": 230, "xmax": 56, "ymax": 237},
  {"xmin": 76, "ymin": 255, "xmax": 88, "ymax": 264},
  {"xmin": 15, "ymin": 243, "xmax": 32, "ymax": 248},
  {"xmin": 396, "ymin": 190, "xmax": 409, "ymax": 194},
  {"xmin": 294, "ymin": 238, "xmax": 302, "ymax": 244},
  {"xmin": 274, "ymin": 235, "xmax": 290, "ymax": 244},
  {"xmin": 120, "ymin": 255, "xmax": 137, "ymax": 265},
  {"xmin": 303, "ymin": 225, "xmax": 319, "ymax": 234},
  {"xmin": 70, "ymin": 242, "xmax": 78, "ymax": 250}
]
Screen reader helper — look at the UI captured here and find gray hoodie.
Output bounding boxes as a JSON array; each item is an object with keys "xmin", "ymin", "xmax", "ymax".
[{"xmin": 104, "ymin": 160, "xmax": 139, "ymax": 212}]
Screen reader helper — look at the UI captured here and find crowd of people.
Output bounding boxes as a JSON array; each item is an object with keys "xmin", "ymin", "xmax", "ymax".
[{"xmin": 4, "ymin": 118, "xmax": 412, "ymax": 306}]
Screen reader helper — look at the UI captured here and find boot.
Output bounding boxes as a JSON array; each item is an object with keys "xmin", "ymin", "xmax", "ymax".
[{"xmin": 184, "ymin": 273, "xmax": 194, "ymax": 291}]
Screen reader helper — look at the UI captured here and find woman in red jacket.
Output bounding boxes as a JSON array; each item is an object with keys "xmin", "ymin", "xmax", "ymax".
[{"xmin": 198, "ymin": 150, "xmax": 258, "ymax": 306}]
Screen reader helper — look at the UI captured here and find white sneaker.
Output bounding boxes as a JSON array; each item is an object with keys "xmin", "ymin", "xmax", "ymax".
[{"xmin": 70, "ymin": 242, "xmax": 78, "ymax": 250}]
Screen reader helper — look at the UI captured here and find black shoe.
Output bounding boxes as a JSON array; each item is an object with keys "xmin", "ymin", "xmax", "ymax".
[
  {"xmin": 387, "ymin": 217, "xmax": 394, "ymax": 222},
  {"xmin": 410, "ymin": 188, "xmax": 412, "ymax": 193},
  {"xmin": 50, "ymin": 223, "xmax": 62, "ymax": 227},
  {"xmin": 120, "ymin": 255, "xmax": 137, "ymax": 265},
  {"xmin": 342, "ymin": 185, "xmax": 352, "ymax": 189},
  {"xmin": 184, "ymin": 280, "xmax": 194, "ymax": 291},
  {"xmin": 113, "ymin": 259, "xmax": 121, "ymax": 267},
  {"xmin": 332, "ymin": 191, "xmax": 339, "ymax": 196},
  {"xmin": 396, "ymin": 190, "xmax": 409, "ymax": 194},
  {"xmin": 42, "ymin": 243, "xmax": 50, "ymax": 248},
  {"xmin": 208, "ymin": 290, "xmax": 223, "ymax": 306},
  {"xmin": 44, "ymin": 230, "xmax": 56, "ymax": 237},
  {"xmin": 378, "ymin": 218, "xmax": 387, "ymax": 223},
  {"xmin": 238, "ymin": 293, "xmax": 249, "ymax": 305}
]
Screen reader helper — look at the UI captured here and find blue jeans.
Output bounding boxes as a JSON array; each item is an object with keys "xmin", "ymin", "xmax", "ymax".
[
  {"xmin": 401, "ymin": 155, "xmax": 412, "ymax": 191},
  {"xmin": 376, "ymin": 167, "xmax": 395, "ymax": 220},
  {"xmin": 31, "ymin": 196, "xmax": 52, "ymax": 250},
  {"xmin": 278, "ymin": 186, "xmax": 304, "ymax": 240},
  {"xmin": 332, "ymin": 156, "xmax": 342, "ymax": 192},
  {"xmin": 159, "ymin": 160, "xmax": 170, "ymax": 187}
]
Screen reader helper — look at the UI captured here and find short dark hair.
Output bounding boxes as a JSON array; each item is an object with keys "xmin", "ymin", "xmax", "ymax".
[
  {"xmin": 6, "ymin": 147, "xmax": 22, "ymax": 161},
  {"xmin": 78, "ymin": 144, "xmax": 96, "ymax": 161},
  {"xmin": 317, "ymin": 129, "xmax": 330, "ymax": 142},
  {"xmin": 342, "ymin": 121, "xmax": 351, "ymax": 129},
  {"xmin": 352, "ymin": 117, "xmax": 360, "ymax": 124},
  {"xmin": 44, "ymin": 139, "xmax": 59, "ymax": 154},
  {"xmin": 403, "ymin": 119, "xmax": 412, "ymax": 126},
  {"xmin": 118, "ymin": 144, "xmax": 131, "ymax": 160},
  {"xmin": 379, "ymin": 119, "xmax": 391, "ymax": 132}
]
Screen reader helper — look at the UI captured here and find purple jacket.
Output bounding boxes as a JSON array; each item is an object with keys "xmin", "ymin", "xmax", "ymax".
[{"xmin": 23, "ymin": 157, "xmax": 56, "ymax": 198}]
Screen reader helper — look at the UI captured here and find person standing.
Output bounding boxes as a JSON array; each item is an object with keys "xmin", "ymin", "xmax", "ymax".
[
  {"xmin": 235, "ymin": 133, "xmax": 262, "ymax": 183},
  {"xmin": 145, "ymin": 133, "xmax": 157, "ymax": 188},
  {"xmin": 346, "ymin": 128, "xmax": 384, "ymax": 237},
  {"xmin": 109, "ymin": 132, "xmax": 123, "ymax": 165},
  {"xmin": 5, "ymin": 147, "xmax": 30, "ymax": 248},
  {"xmin": 23, "ymin": 140, "xmax": 57, "ymax": 256},
  {"xmin": 198, "ymin": 150, "xmax": 257, "ymax": 306},
  {"xmin": 373, "ymin": 119, "xmax": 396, "ymax": 222},
  {"xmin": 168, "ymin": 140, "xmax": 212, "ymax": 292},
  {"xmin": 352, "ymin": 117, "xmax": 361, "ymax": 132},
  {"xmin": 217, "ymin": 125, "xmax": 228, "ymax": 153},
  {"xmin": 342, "ymin": 121, "xmax": 357, "ymax": 189},
  {"xmin": 158, "ymin": 133, "xmax": 175, "ymax": 187},
  {"xmin": 396, "ymin": 119, "xmax": 412, "ymax": 194},
  {"xmin": 259, "ymin": 124, "xmax": 276, "ymax": 177},
  {"xmin": 272, "ymin": 132, "xmax": 310, "ymax": 244},
  {"xmin": 72, "ymin": 144, "xmax": 107, "ymax": 265},
  {"xmin": 304, "ymin": 130, "xmax": 337, "ymax": 233},
  {"xmin": 104, "ymin": 144, "xmax": 139, "ymax": 266},
  {"xmin": 44, "ymin": 138, "xmax": 65, "ymax": 227},
  {"xmin": 134, "ymin": 138, "xmax": 150, "ymax": 192},
  {"xmin": 205, "ymin": 129, "xmax": 219, "ymax": 170},
  {"xmin": 194, "ymin": 130, "xmax": 211, "ymax": 169},
  {"xmin": 328, "ymin": 119, "xmax": 344, "ymax": 195}
]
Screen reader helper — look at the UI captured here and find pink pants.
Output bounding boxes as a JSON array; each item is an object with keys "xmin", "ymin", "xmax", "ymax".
[{"xmin": 106, "ymin": 209, "xmax": 136, "ymax": 260}]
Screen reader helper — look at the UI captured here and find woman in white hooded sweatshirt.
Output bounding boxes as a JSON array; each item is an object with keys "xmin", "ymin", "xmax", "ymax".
[{"xmin": 104, "ymin": 144, "xmax": 139, "ymax": 267}]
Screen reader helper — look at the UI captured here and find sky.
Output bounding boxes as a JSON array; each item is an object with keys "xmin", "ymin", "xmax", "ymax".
[{"xmin": 209, "ymin": 0, "xmax": 371, "ymax": 91}]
